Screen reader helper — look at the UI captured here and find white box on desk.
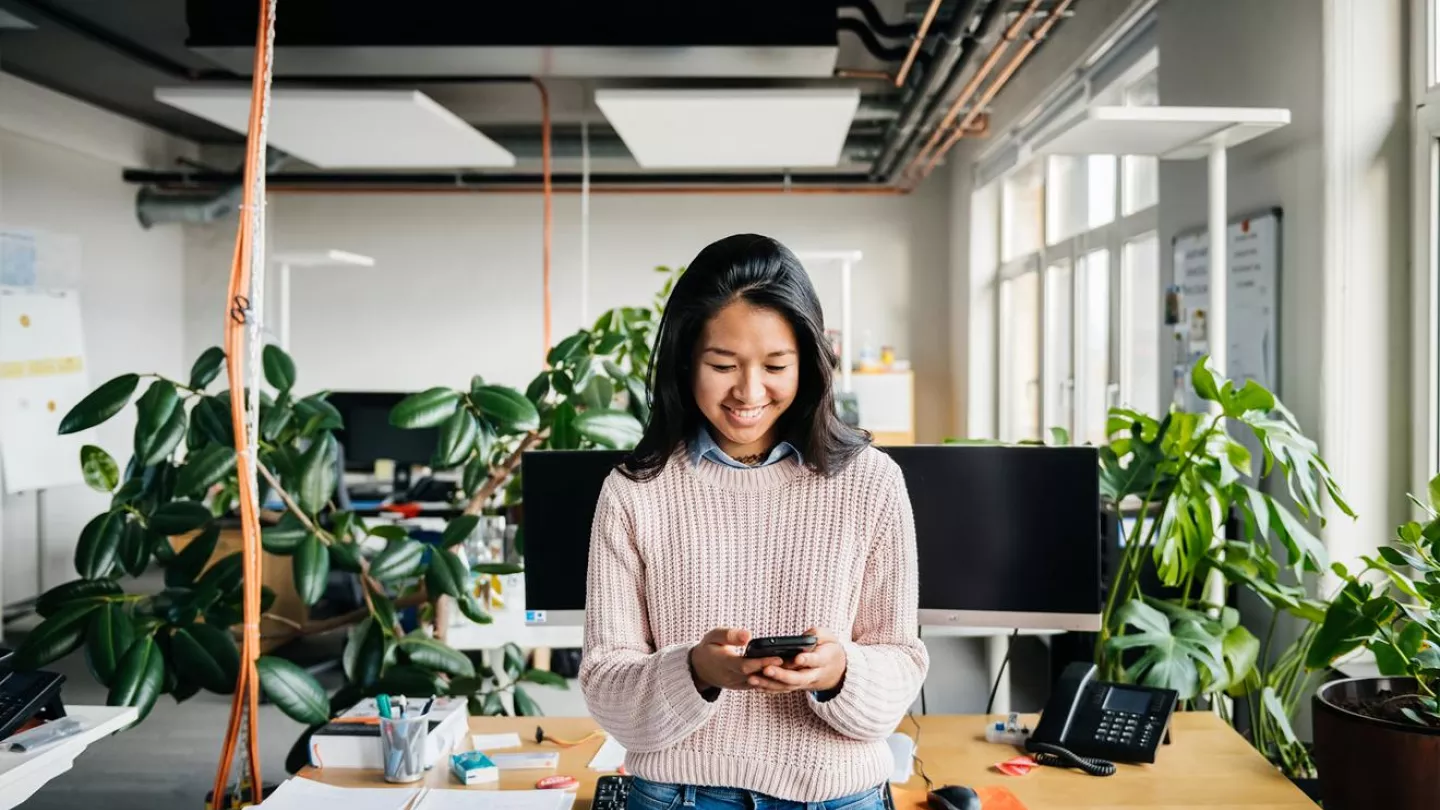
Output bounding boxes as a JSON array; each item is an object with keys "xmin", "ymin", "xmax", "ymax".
[{"xmin": 307, "ymin": 695, "xmax": 469, "ymax": 770}]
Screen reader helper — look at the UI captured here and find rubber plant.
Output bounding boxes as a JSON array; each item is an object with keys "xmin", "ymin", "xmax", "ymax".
[
  {"xmin": 13, "ymin": 266, "xmax": 682, "ymax": 741},
  {"xmin": 1097, "ymin": 356, "xmax": 1353, "ymax": 779}
]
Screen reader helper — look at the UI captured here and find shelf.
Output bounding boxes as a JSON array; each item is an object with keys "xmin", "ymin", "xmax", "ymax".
[{"xmin": 1030, "ymin": 105, "xmax": 1291, "ymax": 160}]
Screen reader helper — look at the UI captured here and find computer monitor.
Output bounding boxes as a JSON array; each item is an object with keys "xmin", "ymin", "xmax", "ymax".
[
  {"xmin": 879, "ymin": 445, "xmax": 1102, "ymax": 632},
  {"xmin": 519, "ymin": 444, "xmax": 1103, "ymax": 632},
  {"xmin": 328, "ymin": 391, "xmax": 439, "ymax": 490},
  {"xmin": 520, "ymin": 449, "xmax": 628, "ymax": 626}
]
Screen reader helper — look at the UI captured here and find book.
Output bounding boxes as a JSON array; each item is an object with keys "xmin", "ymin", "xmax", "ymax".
[{"xmin": 307, "ymin": 696, "xmax": 469, "ymax": 770}]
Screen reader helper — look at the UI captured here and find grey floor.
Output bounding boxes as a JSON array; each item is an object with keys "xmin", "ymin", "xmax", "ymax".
[{"xmin": 5, "ymin": 595, "xmax": 587, "ymax": 810}]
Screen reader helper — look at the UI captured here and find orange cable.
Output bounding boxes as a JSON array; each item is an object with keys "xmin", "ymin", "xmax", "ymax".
[{"xmin": 212, "ymin": 0, "xmax": 275, "ymax": 804}]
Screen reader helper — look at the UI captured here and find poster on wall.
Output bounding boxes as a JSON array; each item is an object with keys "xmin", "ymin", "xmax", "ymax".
[
  {"xmin": 1171, "ymin": 208, "xmax": 1281, "ymax": 414},
  {"xmin": 0, "ymin": 287, "xmax": 92, "ymax": 493}
]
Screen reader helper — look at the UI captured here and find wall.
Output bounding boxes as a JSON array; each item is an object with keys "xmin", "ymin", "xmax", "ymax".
[
  {"xmin": 184, "ymin": 180, "xmax": 955, "ymax": 442},
  {"xmin": 0, "ymin": 72, "xmax": 194, "ymax": 623}
]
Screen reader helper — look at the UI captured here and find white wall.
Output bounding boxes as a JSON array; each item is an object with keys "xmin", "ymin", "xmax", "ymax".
[
  {"xmin": 184, "ymin": 181, "xmax": 955, "ymax": 442},
  {"xmin": 0, "ymin": 72, "xmax": 193, "ymax": 620}
]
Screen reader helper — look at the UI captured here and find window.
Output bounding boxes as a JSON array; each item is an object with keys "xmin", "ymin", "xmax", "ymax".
[
  {"xmin": 1000, "ymin": 270, "xmax": 1041, "ymax": 442},
  {"xmin": 1121, "ymin": 233, "xmax": 1161, "ymax": 417},
  {"xmin": 1043, "ymin": 260, "xmax": 1074, "ymax": 437},
  {"xmin": 1046, "ymin": 156, "xmax": 1118, "ymax": 245},
  {"xmin": 1003, "ymin": 161, "xmax": 1045, "ymax": 261},
  {"xmin": 1078, "ymin": 249, "xmax": 1112, "ymax": 445},
  {"xmin": 1123, "ymin": 69, "xmax": 1160, "ymax": 216}
]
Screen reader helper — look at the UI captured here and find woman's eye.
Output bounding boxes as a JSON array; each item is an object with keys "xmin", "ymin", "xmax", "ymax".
[
  {"xmin": 765, "ymin": 365, "xmax": 790, "ymax": 373},
  {"xmin": 709, "ymin": 364, "xmax": 737, "ymax": 372}
]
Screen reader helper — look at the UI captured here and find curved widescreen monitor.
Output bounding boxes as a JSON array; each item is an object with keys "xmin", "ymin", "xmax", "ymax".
[{"xmin": 520, "ymin": 444, "xmax": 1102, "ymax": 632}]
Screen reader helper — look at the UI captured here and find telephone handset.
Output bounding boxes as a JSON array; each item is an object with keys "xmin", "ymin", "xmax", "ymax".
[{"xmin": 1024, "ymin": 662, "xmax": 1178, "ymax": 777}]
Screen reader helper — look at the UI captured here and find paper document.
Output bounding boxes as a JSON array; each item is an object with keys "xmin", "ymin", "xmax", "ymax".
[
  {"xmin": 471, "ymin": 732, "xmax": 524, "ymax": 751},
  {"xmin": 417, "ymin": 789, "xmax": 575, "ymax": 810},
  {"xmin": 257, "ymin": 777, "xmax": 418, "ymax": 810},
  {"xmin": 587, "ymin": 735, "xmax": 626, "ymax": 771},
  {"xmin": 489, "ymin": 751, "xmax": 560, "ymax": 770}
]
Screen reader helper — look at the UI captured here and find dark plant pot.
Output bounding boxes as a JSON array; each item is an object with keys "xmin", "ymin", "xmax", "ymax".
[{"xmin": 1313, "ymin": 676, "xmax": 1440, "ymax": 810}]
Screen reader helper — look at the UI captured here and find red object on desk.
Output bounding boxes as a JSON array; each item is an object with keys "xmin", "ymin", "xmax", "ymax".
[
  {"xmin": 536, "ymin": 776, "xmax": 578, "ymax": 790},
  {"xmin": 382, "ymin": 503, "xmax": 422, "ymax": 519}
]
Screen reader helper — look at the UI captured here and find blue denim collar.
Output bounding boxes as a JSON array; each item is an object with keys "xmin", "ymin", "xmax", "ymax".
[{"xmin": 689, "ymin": 425, "xmax": 801, "ymax": 470}]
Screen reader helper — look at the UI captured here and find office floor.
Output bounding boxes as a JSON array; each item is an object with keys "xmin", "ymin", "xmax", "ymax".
[{"xmin": 5, "ymin": 590, "xmax": 586, "ymax": 810}]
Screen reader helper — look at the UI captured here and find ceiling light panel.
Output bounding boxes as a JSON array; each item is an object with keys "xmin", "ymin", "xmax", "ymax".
[
  {"xmin": 155, "ymin": 87, "xmax": 514, "ymax": 168},
  {"xmin": 594, "ymin": 88, "xmax": 860, "ymax": 169}
]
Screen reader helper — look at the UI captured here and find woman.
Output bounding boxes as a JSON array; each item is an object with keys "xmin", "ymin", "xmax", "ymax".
[{"xmin": 579, "ymin": 234, "xmax": 928, "ymax": 810}]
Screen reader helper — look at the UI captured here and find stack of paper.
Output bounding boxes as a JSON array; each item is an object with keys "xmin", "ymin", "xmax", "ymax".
[
  {"xmin": 258, "ymin": 778, "xmax": 576, "ymax": 810},
  {"xmin": 588, "ymin": 736, "xmax": 626, "ymax": 772}
]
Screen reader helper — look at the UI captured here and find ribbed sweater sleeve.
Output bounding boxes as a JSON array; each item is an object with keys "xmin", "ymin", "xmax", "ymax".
[
  {"xmin": 577, "ymin": 475, "xmax": 720, "ymax": 752},
  {"xmin": 807, "ymin": 465, "xmax": 929, "ymax": 740}
]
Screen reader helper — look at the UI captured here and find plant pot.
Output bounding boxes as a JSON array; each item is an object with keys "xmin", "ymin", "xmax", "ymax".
[{"xmin": 1313, "ymin": 676, "xmax": 1440, "ymax": 810}]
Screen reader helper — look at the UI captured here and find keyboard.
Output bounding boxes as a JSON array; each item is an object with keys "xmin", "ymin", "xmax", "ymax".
[
  {"xmin": 593, "ymin": 775, "xmax": 632, "ymax": 810},
  {"xmin": 0, "ymin": 669, "xmax": 66, "ymax": 742}
]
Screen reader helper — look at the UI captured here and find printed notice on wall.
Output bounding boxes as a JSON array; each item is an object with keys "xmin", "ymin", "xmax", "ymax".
[
  {"xmin": 0, "ymin": 287, "xmax": 91, "ymax": 493},
  {"xmin": 1171, "ymin": 210, "xmax": 1280, "ymax": 414}
]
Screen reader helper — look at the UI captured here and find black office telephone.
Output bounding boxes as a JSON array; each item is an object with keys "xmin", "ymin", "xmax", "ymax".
[
  {"xmin": 1024, "ymin": 661, "xmax": 1178, "ymax": 777},
  {"xmin": 0, "ymin": 648, "xmax": 67, "ymax": 742}
]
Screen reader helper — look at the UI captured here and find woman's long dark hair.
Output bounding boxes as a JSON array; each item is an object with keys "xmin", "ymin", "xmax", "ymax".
[{"xmin": 620, "ymin": 234, "xmax": 870, "ymax": 481}]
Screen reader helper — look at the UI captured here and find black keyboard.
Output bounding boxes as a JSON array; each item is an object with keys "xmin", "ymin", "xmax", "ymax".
[
  {"xmin": 0, "ymin": 669, "xmax": 66, "ymax": 741},
  {"xmin": 593, "ymin": 775, "xmax": 632, "ymax": 810}
]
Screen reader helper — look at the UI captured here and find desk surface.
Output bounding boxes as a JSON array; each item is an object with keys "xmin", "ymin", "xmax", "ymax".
[
  {"xmin": 0, "ymin": 705, "xmax": 137, "ymax": 810},
  {"xmin": 300, "ymin": 713, "xmax": 1316, "ymax": 809}
]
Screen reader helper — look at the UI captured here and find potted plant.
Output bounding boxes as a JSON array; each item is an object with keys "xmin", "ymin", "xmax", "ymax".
[
  {"xmin": 1096, "ymin": 358, "xmax": 1352, "ymax": 787},
  {"xmin": 1305, "ymin": 479, "xmax": 1440, "ymax": 810},
  {"xmin": 10, "ymin": 266, "xmax": 681, "ymax": 768}
]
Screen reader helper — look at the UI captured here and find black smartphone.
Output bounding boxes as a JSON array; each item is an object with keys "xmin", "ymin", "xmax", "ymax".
[{"xmin": 744, "ymin": 635, "xmax": 818, "ymax": 662}]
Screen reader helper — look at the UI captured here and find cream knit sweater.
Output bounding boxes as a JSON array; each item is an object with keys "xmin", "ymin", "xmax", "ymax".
[{"xmin": 578, "ymin": 445, "xmax": 929, "ymax": 802}]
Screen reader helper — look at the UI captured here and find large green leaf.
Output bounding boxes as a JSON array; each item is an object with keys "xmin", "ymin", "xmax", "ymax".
[
  {"xmin": 441, "ymin": 515, "xmax": 479, "ymax": 548},
  {"xmin": 1219, "ymin": 624, "xmax": 1261, "ymax": 693},
  {"xmin": 343, "ymin": 618, "xmax": 386, "ymax": 689},
  {"xmin": 463, "ymin": 454, "xmax": 490, "ymax": 499},
  {"xmin": 512, "ymin": 685, "xmax": 542, "ymax": 716},
  {"xmin": 148, "ymin": 500, "xmax": 213, "ymax": 536},
  {"xmin": 134, "ymin": 379, "xmax": 180, "ymax": 449},
  {"xmin": 118, "ymin": 518, "xmax": 150, "ymax": 578},
  {"xmin": 433, "ymin": 409, "xmax": 479, "ymax": 470},
  {"xmin": 582, "ymin": 375, "xmax": 615, "ymax": 411},
  {"xmin": 390, "ymin": 387, "xmax": 461, "ymax": 429},
  {"xmin": 85, "ymin": 602, "xmax": 135, "ymax": 687},
  {"xmin": 108, "ymin": 636, "xmax": 165, "ymax": 720},
  {"xmin": 1261, "ymin": 686, "xmax": 1300, "ymax": 747},
  {"xmin": 329, "ymin": 540, "xmax": 363, "ymax": 573},
  {"xmin": 81, "ymin": 445, "xmax": 120, "ymax": 493},
  {"xmin": 165, "ymin": 524, "xmax": 219, "ymax": 588},
  {"xmin": 457, "ymin": 592, "xmax": 492, "ymax": 625},
  {"xmin": 36, "ymin": 578, "xmax": 122, "ymax": 618},
  {"xmin": 263, "ymin": 344, "xmax": 297, "ymax": 392},
  {"xmin": 294, "ymin": 395, "xmax": 344, "ymax": 436},
  {"xmin": 175, "ymin": 444, "xmax": 237, "ymax": 498},
  {"xmin": 520, "ymin": 669, "xmax": 569, "ymax": 689},
  {"xmin": 189, "ymin": 347, "xmax": 226, "ymax": 390},
  {"xmin": 369, "ymin": 539, "xmax": 426, "ymax": 581},
  {"xmin": 397, "ymin": 635, "xmax": 476, "ymax": 678},
  {"xmin": 525, "ymin": 372, "xmax": 552, "ymax": 404},
  {"xmin": 173, "ymin": 624, "xmax": 239, "ymax": 694},
  {"xmin": 369, "ymin": 524, "xmax": 410, "ymax": 543},
  {"xmin": 14, "ymin": 601, "xmax": 101, "ymax": 669},
  {"xmin": 369, "ymin": 583, "xmax": 399, "ymax": 636},
  {"xmin": 425, "ymin": 548, "xmax": 468, "ymax": 600},
  {"xmin": 1104, "ymin": 600, "xmax": 1224, "ymax": 700},
  {"xmin": 624, "ymin": 376, "xmax": 650, "ymax": 424},
  {"xmin": 574, "ymin": 409, "xmax": 643, "ymax": 449},
  {"xmin": 74, "ymin": 511, "xmax": 123, "ymax": 580},
  {"xmin": 297, "ymin": 433, "xmax": 337, "ymax": 515},
  {"xmin": 377, "ymin": 664, "xmax": 447, "ymax": 698},
  {"xmin": 195, "ymin": 552, "xmax": 244, "ymax": 598},
  {"xmin": 546, "ymin": 332, "xmax": 589, "ymax": 367},
  {"xmin": 260, "ymin": 395, "xmax": 294, "ymax": 442},
  {"xmin": 481, "ymin": 691, "xmax": 507, "ymax": 716},
  {"xmin": 59, "ymin": 374, "xmax": 140, "ymax": 434},
  {"xmin": 136, "ymin": 406, "xmax": 186, "ymax": 467},
  {"xmin": 473, "ymin": 562, "xmax": 524, "ymax": 576},
  {"xmin": 472, "ymin": 385, "xmax": 540, "ymax": 435},
  {"xmin": 294, "ymin": 533, "xmax": 330, "ymax": 606},
  {"xmin": 191, "ymin": 396, "xmax": 233, "ymax": 447},
  {"xmin": 503, "ymin": 643, "xmax": 527, "ymax": 680},
  {"xmin": 261, "ymin": 513, "xmax": 309, "ymax": 554},
  {"xmin": 257, "ymin": 655, "xmax": 330, "ymax": 725}
]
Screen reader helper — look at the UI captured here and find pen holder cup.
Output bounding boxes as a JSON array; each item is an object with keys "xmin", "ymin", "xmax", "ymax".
[{"xmin": 378, "ymin": 714, "xmax": 430, "ymax": 783}]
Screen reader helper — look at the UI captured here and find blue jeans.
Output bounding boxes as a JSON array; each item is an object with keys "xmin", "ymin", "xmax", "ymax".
[{"xmin": 626, "ymin": 777, "xmax": 888, "ymax": 810}]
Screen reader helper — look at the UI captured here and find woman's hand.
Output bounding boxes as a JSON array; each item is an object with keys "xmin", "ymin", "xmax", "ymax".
[
  {"xmin": 747, "ymin": 627, "xmax": 848, "ymax": 694},
  {"xmin": 689, "ymin": 628, "xmax": 783, "ymax": 692}
]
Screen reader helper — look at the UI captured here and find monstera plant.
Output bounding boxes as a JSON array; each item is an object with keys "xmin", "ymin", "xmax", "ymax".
[
  {"xmin": 1097, "ymin": 357, "xmax": 1353, "ymax": 779},
  {"xmin": 12, "ymin": 266, "xmax": 682, "ymax": 747}
]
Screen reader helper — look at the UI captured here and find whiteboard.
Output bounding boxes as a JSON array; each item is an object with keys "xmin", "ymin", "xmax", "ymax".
[
  {"xmin": 0, "ymin": 287, "xmax": 92, "ymax": 494},
  {"xmin": 1171, "ymin": 208, "xmax": 1281, "ymax": 413}
]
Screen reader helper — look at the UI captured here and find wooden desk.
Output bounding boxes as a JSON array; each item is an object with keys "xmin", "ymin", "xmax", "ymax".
[{"xmin": 300, "ymin": 713, "xmax": 1318, "ymax": 809}]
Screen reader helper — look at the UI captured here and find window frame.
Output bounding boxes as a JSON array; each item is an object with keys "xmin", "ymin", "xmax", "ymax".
[{"xmin": 1414, "ymin": 0, "xmax": 1440, "ymax": 503}]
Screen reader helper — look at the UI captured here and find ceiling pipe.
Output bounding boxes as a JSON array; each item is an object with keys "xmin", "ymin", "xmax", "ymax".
[
  {"xmin": 135, "ymin": 151, "xmax": 288, "ymax": 228},
  {"xmin": 893, "ymin": 0, "xmax": 943, "ymax": 88},
  {"xmin": 837, "ymin": 18, "xmax": 926, "ymax": 65},
  {"xmin": 867, "ymin": 0, "xmax": 983, "ymax": 182},
  {"xmin": 838, "ymin": 0, "xmax": 919, "ymax": 40},
  {"xmin": 914, "ymin": 0, "xmax": 1074, "ymax": 184}
]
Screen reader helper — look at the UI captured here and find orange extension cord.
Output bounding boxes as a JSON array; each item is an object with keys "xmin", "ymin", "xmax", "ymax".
[{"xmin": 212, "ymin": 0, "xmax": 276, "ymax": 805}]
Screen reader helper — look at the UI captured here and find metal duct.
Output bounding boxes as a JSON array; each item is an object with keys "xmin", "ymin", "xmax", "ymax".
[{"xmin": 136, "ymin": 152, "xmax": 287, "ymax": 228}]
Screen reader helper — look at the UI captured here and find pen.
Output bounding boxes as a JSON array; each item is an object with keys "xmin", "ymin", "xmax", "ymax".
[
  {"xmin": 378, "ymin": 693, "xmax": 393, "ymax": 720},
  {"xmin": 420, "ymin": 698, "xmax": 434, "ymax": 716}
]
